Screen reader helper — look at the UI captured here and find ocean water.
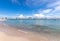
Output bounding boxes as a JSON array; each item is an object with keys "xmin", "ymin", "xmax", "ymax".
[{"xmin": 3, "ymin": 19, "xmax": 60, "ymax": 35}]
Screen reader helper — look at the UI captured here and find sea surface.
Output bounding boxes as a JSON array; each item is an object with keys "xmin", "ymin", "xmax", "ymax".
[{"xmin": 3, "ymin": 19, "xmax": 60, "ymax": 36}]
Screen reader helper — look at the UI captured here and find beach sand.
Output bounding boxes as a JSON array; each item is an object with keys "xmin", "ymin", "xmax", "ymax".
[{"xmin": 0, "ymin": 22, "xmax": 60, "ymax": 41}]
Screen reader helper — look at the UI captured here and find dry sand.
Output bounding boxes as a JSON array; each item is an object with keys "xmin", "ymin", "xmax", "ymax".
[{"xmin": 0, "ymin": 22, "xmax": 60, "ymax": 41}]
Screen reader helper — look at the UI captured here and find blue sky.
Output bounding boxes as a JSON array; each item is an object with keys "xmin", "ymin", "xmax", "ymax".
[{"xmin": 0, "ymin": 0, "xmax": 60, "ymax": 18}]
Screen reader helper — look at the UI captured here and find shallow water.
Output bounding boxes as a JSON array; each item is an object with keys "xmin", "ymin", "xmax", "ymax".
[{"xmin": 3, "ymin": 19, "xmax": 60, "ymax": 36}]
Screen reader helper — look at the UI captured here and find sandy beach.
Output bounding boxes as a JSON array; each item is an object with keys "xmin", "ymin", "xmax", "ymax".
[{"xmin": 0, "ymin": 22, "xmax": 60, "ymax": 41}]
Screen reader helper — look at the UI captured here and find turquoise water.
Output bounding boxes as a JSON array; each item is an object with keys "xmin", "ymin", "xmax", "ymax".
[{"xmin": 3, "ymin": 19, "xmax": 60, "ymax": 34}]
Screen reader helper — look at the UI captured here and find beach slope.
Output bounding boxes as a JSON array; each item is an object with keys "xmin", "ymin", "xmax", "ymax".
[{"xmin": 0, "ymin": 23, "xmax": 60, "ymax": 41}]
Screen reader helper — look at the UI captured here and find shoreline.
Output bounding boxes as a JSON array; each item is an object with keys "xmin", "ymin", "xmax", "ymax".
[{"xmin": 0, "ymin": 22, "xmax": 60, "ymax": 41}]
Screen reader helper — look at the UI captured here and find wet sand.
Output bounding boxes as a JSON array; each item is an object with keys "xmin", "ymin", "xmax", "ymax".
[{"xmin": 0, "ymin": 22, "xmax": 60, "ymax": 41}]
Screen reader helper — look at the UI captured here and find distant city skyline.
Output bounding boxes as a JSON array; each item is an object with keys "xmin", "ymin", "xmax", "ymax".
[{"xmin": 0, "ymin": 0, "xmax": 60, "ymax": 18}]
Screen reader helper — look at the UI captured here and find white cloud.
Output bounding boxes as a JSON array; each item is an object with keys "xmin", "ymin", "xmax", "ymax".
[
  {"xmin": 16, "ymin": 14, "xmax": 45, "ymax": 19},
  {"xmin": 25, "ymin": 16, "xmax": 32, "ymax": 18},
  {"xmin": 24, "ymin": 0, "xmax": 49, "ymax": 8},
  {"xmin": 41, "ymin": 9, "xmax": 53, "ymax": 14},
  {"xmin": 33, "ymin": 14, "xmax": 45, "ymax": 18},
  {"xmin": 11, "ymin": 0, "xmax": 21, "ymax": 5},
  {"xmin": 18, "ymin": 14, "xmax": 25, "ymax": 18},
  {"xmin": 54, "ymin": 6, "xmax": 60, "ymax": 11},
  {"xmin": 30, "ymin": 9, "xmax": 53, "ymax": 18},
  {"xmin": 44, "ymin": 0, "xmax": 60, "ymax": 18},
  {"xmin": 47, "ymin": 1, "xmax": 60, "ymax": 8},
  {"xmin": 47, "ymin": 0, "xmax": 60, "ymax": 12}
]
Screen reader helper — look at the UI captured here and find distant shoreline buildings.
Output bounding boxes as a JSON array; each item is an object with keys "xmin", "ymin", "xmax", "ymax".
[
  {"xmin": 0, "ymin": 16, "xmax": 60, "ymax": 20},
  {"xmin": 0, "ymin": 14, "xmax": 60, "ymax": 20}
]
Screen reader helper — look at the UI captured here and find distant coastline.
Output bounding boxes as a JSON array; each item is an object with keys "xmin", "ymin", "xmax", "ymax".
[
  {"xmin": 0, "ymin": 17, "xmax": 60, "ymax": 20},
  {"xmin": 7, "ymin": 18, "xmax": 60, "ymax": 20},
  {"xmin": 0, "ymin": 18, "xmax": 7, "ymax": 21}
]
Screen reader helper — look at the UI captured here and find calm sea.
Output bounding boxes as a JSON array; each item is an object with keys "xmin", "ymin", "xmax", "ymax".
[{"xmin": 3, "ymin": 19, "xmax": 60, "ymax": 35}]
